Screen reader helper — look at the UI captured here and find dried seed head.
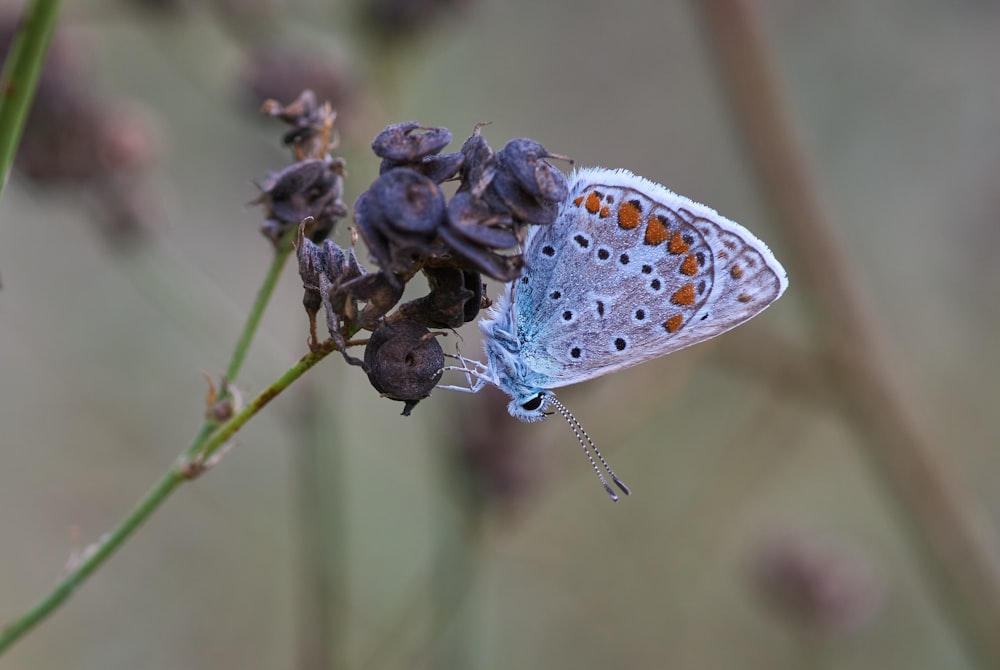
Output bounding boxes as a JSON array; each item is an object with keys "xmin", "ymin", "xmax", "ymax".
[
  {"xmin": 392, "ymin": 266, "xmax": 483, "ymax": 328},
  {"xmin": 363, "ymin": 320, "xmax": 445, "ymax": 416},
  {"xmin": 496, "ymin": 138, "xmax": 569, "ymax": 201},
  {"xmin": 353, "ymin": 168, "xmax": 446, "ymax": 278},
  {"xmin": 457, "ymin": 124, "xmax": 496, "ymax": 195},
  {"xmin": 336, "ymin": 271, "xmax": 405, "ymax": 330},
  {"xmin": 298, "ymin": 120, "xmax": 571, "ymax": 415},
  {"xmin": 260, "ymin": 89, "xmax": 341, "ymax": 160},
  {"xmin": 255, "ymin": 157, "xmax": 347, "ymax": 245},
  {"xmin": 372, "ymin": 122, "xmax": 453, "ymax": 163}
]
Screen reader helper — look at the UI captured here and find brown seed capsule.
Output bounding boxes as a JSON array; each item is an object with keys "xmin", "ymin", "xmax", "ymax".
[
  {"xmin": 363, "ymin": 320, "xmax": 444, "ymax": 416},
  {"xmin": 372, "ymin": 121, "xmax": 453, "ymax": 163},
  {"xmin": 254, "ymin": 157, "xmax": 347, "ymax": 244},
  {"xmin": 392, "ymin": 266, "xmax": 482, "ymax": 328}
]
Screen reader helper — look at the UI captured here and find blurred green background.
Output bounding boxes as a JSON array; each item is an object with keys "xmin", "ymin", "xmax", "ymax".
[{"xmin": 2, "ymin": 0, "xmax": 999, "ymax": 668}]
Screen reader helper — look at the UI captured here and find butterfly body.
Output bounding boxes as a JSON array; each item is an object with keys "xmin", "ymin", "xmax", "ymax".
[{"xmin": 478, "ymin": 167, "xmax": 788, "ymax": 422}]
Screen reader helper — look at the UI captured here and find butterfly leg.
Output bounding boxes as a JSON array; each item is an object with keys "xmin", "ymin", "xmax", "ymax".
[{"xmin": 438, "ymin": 352, "xmax": 491, "ymax": 393}]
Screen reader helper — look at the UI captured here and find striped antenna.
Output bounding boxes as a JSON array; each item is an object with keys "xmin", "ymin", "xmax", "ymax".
[{"xmin": 548, "ymin": 397, "xmax": 631, "ymax": 501}]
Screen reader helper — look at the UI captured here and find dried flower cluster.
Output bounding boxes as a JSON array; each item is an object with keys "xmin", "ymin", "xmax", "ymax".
[
  {"xmin": 269, "ymin": 103, "xmax": 568, "ymax": 415},
  {"xmin": 255, "ymin": 91, "xmax": 349, "ymax": 246}
]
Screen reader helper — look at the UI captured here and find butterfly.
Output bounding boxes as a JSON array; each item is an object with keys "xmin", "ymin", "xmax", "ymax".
[{"xmin": 444, "ymin": 167, "xmax": 788, "ymax": 499}]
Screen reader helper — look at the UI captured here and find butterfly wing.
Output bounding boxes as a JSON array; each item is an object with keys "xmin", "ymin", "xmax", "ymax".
[{"xmin": 513, "ymin": 167, "xmax": 787, "ymax": 389}]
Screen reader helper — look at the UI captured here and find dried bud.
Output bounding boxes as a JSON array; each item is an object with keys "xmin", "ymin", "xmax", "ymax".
[
  {"xmin": 445, "ymin": 191, "xmax": 519, "ymax": 248},
  {"xmin": 381, "ymin": 151, "xmax": 463, "ymax": 184},
  {"xmin": 437, "ymin": 223, "xmax": 523, "ymax": 281},
  {"xmin": 496, "ymin": 138, "xmax": 569, "ymax": 202},
  {"xmin": 336, "ymin": 270, "xmax": 405, "ymax": 329},
  {"xmin": 363, "ymin": 320, "xmax": 444, "ymax": 416},
  {"xmin": 260, "ymin": 90, "xmax": 340, "ymax": 160},
  {"xmin": 372, "ymin": 122, "xmax": 452, "ymax": 163},
  {"xmin": 458, "ymin": 124, "xmax": 496, "ymax": 195},
  {"xmin": 354, "ymin": 168, "xmax": 446, "ymax": 277},
  {"xmin": 255, "ymin": 157, "xmax": 347, "ymax": 245},
  {"xmin": 393, "ymin": 266, "xmax": 482, "ymax": 328},
  {"xmin": 297, "ymin": 230, "xmax": 374, "ymax": 348}
]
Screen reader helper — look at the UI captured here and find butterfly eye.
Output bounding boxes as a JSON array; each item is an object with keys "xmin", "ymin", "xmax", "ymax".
[{"xmin": 521, "ymin": 395, "xmax": 544, "ymax": 411}]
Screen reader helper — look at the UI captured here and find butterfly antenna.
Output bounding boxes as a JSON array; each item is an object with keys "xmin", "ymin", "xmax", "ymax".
[{"xmin": 548, "ymin": 397, "xmax": 631, "ymax": 501}]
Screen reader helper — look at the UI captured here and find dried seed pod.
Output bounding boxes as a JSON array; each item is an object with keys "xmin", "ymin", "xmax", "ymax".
[
  {"xmin": 255, "ymin": 157, "xmax": 347, "ymax": 244},
  {"xmin": 393, "ymin": 266, "xmax": 482, "ymax": 328},
  {"xmin": 482, "ymin": 168, "xmax": 561, "ymax": 226},
  {"xmin": 380, "ymin": 151, "xmax": 464, "ymax": 184},
  {"xmin": 458, "ymin": 125, "xmax": 496, "ymax": 195},
  {"xmin": 445, "ymin": 191, "xmax": 519, "ymax": 249},
  {"xmin": 364, "ymin": 320, "xmax": 444, "ymax": 416},
  {"xmin": 368, "ymin": 167, "xmax": 445, "ymax": 235},
  {"xmin": 496, "ymin": 138, "xmax": 569, "ymax": 202},
  {"xmin": 297, "ymin": 232, "xmax": 367, "ymax": 344},
  {"xmin": 437, "ymin": 223, "xmax": 523, "ymax": 281},
  {"xmin": 259, "ymin": 89, "xmax": 341, "ymax": 160},
  {"xmin": 372, "ymin": 121, "xmax": 452, "ymax": 162},
  {"xmin": 336, "ymin": 271, "xmax": 405, "ymax": 328},
  {"xmin": 354, "ymin": 168, "xmax": 446, "ymax": 278},
  {"xmin": 297, "ymin": 234, "xmax": 327, "ymax": 317}
]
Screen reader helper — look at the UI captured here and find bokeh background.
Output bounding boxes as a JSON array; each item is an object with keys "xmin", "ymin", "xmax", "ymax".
[{"xmin": 2, "ymin": 0, "xmax": 999, "ymax": 668}]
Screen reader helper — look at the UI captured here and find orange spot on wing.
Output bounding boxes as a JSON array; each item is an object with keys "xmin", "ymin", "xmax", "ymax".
[
  {"xmin": 599, "ymin": 205, "xmax": 610, "ymax": 218},
  {"xmin": 585, "ymin": 192, "xmax": 602, "ymax": 214},
  {"xmin": 664, "ymin": 314, "xmax": 684, "ymax": 333},
  {"xmin": 680, "ymin": 254, "xmax": 699, "ymax": 276},
  {"xmin": 573, "ymin": 195, "xmax": 584, "ymax": 207},
  {"xmin": 730, "ymin": 264, "xmax": 744, "ymax": 279},
  {"xmin": 644, "ymin": 215, "xmax": 670, "ymax": 245},
  {"xmin": 668, "ymin": 231, "xmax": 690, "ymax": 254},
  {"xmin": 618, "ymin": 200, "xmax": 642, "ymax": 230},
  {"xmin": 670, "ymin": 283, "xmax": 696, "ymax": 307},
  {"xmin": 737, "ymin": 293, "xmax": 752, "ymax": 303}
]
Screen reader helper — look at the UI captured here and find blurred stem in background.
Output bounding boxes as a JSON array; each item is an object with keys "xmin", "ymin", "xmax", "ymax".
[
  {"xmin": 426, "ymin": 386, "xmax": 540, "ymax": 668},
  {"xmin": 290, "ymin": 382, "xmax": 348, "ymax": 670},
  {"xmin": 695, "ymin": 0, "xmax": 1000, "ymax": 667},
  {"xmin": 0, "ymin": 0, "xmax": 61, "ymax": 195},
  {"xmin": 430, "ymin": 473, "xmax": 486, "ymax": 670}
]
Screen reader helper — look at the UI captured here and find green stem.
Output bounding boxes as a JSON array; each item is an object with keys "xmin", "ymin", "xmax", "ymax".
[
  {"xmin": 0, "ymin": 341, "xmax": 337, "ymax": 655},
  {"xmin": 195, "ymin": 342, "xmax": 337, "ymax": 463},
  {"xmin": 0, "ymin": 227, "xmax": 310, "ymax": 654},
  {"xmin": 0, "ymin": 0, "xmax": 62, "ymax": 193},
  {"xmin": 225, "ymin": 233, "xmax": 296, "ymax": 382}
]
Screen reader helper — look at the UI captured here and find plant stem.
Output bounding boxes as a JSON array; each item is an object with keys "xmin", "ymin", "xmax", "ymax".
[
  {"xmin": 225, "ymin": 234, "xmax": 296, "ymax": 382},
  {"xmin": 0, "ymin": 0, "xmax": 62, "ymax": 193},
  {"xmin": 0, "ymin": 227, "xmax": 319, "ymax": 655},
  {"xmin": 0, "ymin": 341, "xmax": 336, "ymax": 655}
]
